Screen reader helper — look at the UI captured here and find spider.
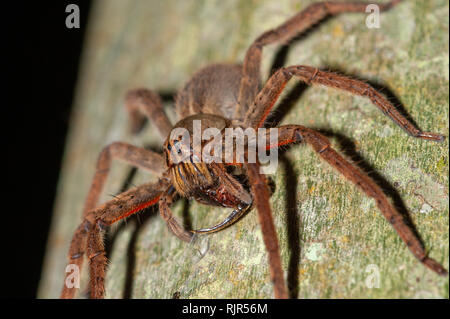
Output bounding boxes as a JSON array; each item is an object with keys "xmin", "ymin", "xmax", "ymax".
[{"xmin": 61, "ymin": 0, "xmax": 447, "ymax": 299}]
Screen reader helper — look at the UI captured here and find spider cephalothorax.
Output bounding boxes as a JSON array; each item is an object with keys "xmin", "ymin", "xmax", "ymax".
[
  {"xmin": 61, "ymin": 0, "xmax": 447, "ymax": 299},
  {"xmin": 164, "ymin": 114, "xmax": 253, "ymax": 233}
]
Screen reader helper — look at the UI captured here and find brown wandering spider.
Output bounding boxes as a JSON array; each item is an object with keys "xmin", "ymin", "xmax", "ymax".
[{"xmin": 61, "ymin": 0, "xmax": 447, "ymax": 299}]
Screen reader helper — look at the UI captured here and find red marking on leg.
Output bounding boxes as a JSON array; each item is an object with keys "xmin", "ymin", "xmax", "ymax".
[
  {"xmin": 266, "ymin": 139, "xmax": 295, "ymax": 150},
  {"xmin": 110, "ymin": 196, "xmax": 161, "ymax": 224}
]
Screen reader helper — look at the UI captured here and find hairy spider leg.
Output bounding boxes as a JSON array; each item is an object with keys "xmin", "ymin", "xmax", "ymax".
[
  {"xmin": 268, "ymin": 125, "xmax": 448, "ymax": 276},
  {"xmin": 235, "ymin": 0, "xmax": 403, "ymax": 120},
  {"xmin": 62, "ymin": 181, "xmax": 168, "ymax": 298},
  {"xmin": 244, "ymin": 65, "xmax": 444, "ymax": 143},
  {"xmin": 61, "ymin": 142, "xmax": 165, "ymax": 299},
  {"xmin": 246, "ymin": 162, "xmax": 288, "ymax": 299},
  {"xmin": 125, "ymin": 88, "xmax": 173, "ymax": 137}
]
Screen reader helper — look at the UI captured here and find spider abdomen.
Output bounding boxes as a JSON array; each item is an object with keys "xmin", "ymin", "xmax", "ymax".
[{"xmin": 175, "ymin": 64, "xmax": 243, "ymax": 119}]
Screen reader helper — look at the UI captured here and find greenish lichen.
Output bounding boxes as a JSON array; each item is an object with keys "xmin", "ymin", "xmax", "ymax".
[{"xmin": 39, "ymin": 0, "xmax": 448, "ymax": 299}]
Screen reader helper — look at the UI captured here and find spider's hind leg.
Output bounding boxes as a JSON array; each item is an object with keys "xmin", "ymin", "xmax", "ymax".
[
  {"xmin": 235, "ymin": 0, "xmax": 403, "ymax": 120},
  {"xmin": 272, "ymin": 124, "xmax": 447, "ymax": 276}
]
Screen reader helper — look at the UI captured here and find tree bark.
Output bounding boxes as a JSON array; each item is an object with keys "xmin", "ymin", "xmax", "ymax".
[{"xmin": 39, "ymin": 0, "xmax": 448, "ymax": 298}]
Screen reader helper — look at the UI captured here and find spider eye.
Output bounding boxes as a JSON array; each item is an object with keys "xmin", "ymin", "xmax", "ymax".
[{"xmin": 167, "ymin": 144, "xmax": 172, "ymax": 151}]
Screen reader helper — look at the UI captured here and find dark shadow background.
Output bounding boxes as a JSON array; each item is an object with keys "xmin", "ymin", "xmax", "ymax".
[{"xmin": 5, "ymin": 1, "xmax": 92, "ymax": 298}]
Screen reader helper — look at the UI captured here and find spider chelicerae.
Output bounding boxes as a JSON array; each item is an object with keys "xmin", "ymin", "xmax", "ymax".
[{"xmin": 61, "ymin": 0, "xmax": 447, "ymax": 299}]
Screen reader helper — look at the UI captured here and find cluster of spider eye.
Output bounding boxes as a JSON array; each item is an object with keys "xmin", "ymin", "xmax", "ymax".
[{"xmin": 61, "ymin": 0, "xmax": 446, "ymax": 299}]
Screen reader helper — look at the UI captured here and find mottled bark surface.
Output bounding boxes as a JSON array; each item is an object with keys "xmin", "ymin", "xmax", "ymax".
[{"xmin": 39, "ymin": 0, "xmax": 448, "ymax": 298}]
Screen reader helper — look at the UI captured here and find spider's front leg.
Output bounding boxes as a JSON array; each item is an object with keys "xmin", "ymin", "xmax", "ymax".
[
  {"xmin": 61, "ymin": 143, "xmax": 165, "ymax": 299},
  {"xmin": 84, "ymin": 181, "xmax": 169, "ymax": 298},
  {"xmin": 269, "ymin": 125, "xmax": 448, "ymax": 276},
  {"xmin": 83, "ymin": 142, "xmax": 166, "ymax": 214}
]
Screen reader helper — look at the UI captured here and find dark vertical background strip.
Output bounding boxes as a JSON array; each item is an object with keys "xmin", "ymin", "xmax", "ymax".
[{"xmin": 5, "ymin": 1, "xmax": 91, "ymax": 298}]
